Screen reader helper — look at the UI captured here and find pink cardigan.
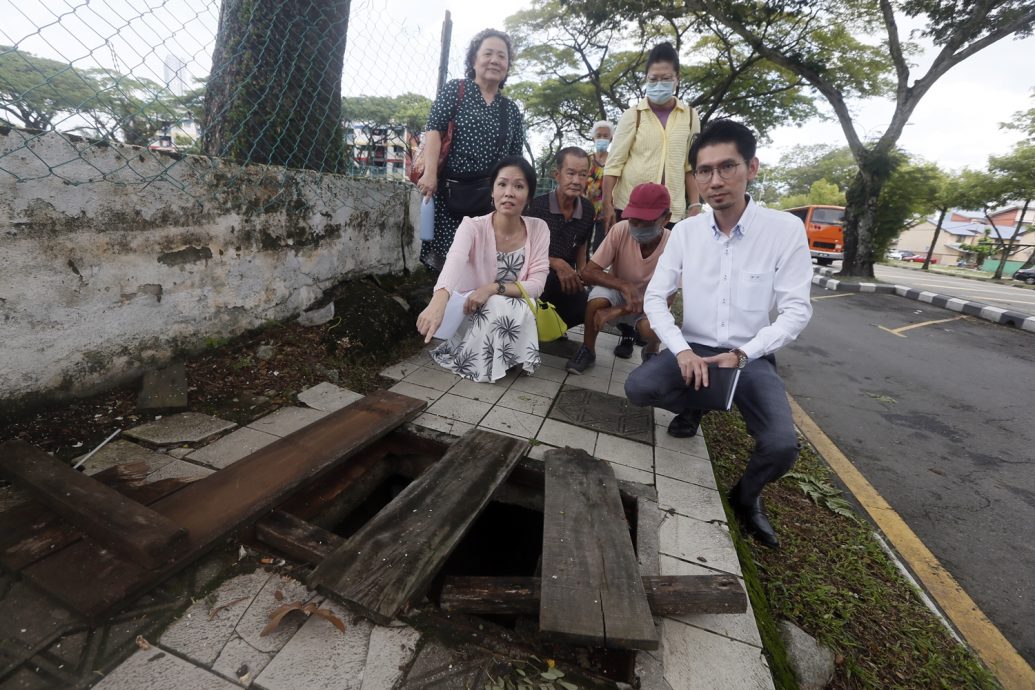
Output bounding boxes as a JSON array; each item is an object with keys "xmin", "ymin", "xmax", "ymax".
[{"xmin": 434, "ymin": 213, "xmax": 550, "ymax": 298}]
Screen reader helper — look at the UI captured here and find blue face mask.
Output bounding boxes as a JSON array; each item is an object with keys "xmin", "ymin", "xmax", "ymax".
[
  {"xmin": 593, "ymin": 138, "xmax": 610, "ymax": 152},
  {"xmin": 630, "ymin": 223, "xmax": 663, "ymax": 244},
  {"xmin": 645, "ymin": 80, "xmax": 675, "ymax": 104}
]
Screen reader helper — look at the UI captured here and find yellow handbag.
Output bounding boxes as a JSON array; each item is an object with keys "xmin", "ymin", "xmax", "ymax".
[{"xmin": 515, "ymin": 282, "xmax": 568, "ymax": 343}]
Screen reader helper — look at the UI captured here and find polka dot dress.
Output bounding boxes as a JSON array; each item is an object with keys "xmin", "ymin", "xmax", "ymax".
[{"xmin": 421, "ymin": 78, "xmax": 525, "ymax": 267}]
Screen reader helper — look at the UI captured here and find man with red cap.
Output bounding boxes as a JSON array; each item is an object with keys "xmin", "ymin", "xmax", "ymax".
[{"xmin": 565, "ymin": 182, "xmax": 673, "ymax": 374}]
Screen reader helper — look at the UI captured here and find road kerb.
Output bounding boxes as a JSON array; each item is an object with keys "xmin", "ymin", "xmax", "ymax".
[{"xmin": 788, "ymin": 394, "xmax": 1035, "ymax": 690}]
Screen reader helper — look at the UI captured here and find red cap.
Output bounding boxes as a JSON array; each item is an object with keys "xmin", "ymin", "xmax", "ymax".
[{"xmin": 622, "ymin": 183, "xmax": 670, "ymax": 220}]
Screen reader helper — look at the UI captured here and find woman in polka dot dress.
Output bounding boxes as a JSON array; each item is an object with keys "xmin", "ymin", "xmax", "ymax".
[{"xmin": 416, "ymin": 28, "xmax": 525, "ymax": 270}]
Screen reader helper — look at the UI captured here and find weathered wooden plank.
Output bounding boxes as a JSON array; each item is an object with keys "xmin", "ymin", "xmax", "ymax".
[
  {"xmin": 540, "ymin": 447, "xmax": 658, "ymax": 650},
  {"xmin": 0, "ymin": 441, "xmax": 187, "ymax": 569},
  {"xmin": 0, "ymin": 470, "xmax": 191, "ymax": 572},
  {"xmin": 256, "ymin": 510, "xmax": 344, "ymax": 564},
  {"xmin": 21, "ymin": 390, "xmax": 425, "ymax": 618},
  {"xmin": 309, "ymin": 429, "xmax": 528, "ymax": 625},
  {"xmin": 440, "ymin": 574, "xmax": 746, "ymax": 616}
]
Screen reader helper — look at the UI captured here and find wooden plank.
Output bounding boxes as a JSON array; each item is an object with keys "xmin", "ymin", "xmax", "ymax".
[
  {"xmin": 309, "ymin": 428, "xmax": 528, "ymax": 625},
  {"xmin": 540, "ymin": 447, "xmax": 658, "ymax": 650},
  {"xmin": 0, "ymin": 441, "xmax": 187, "ymax": 569},
  {"xmin": 256, "ymin": 510, "xmax": 344, "ymax": 564},
  {"xmin": 0, "ymin": 470, "xmax": 191, "ymax": 572},
  {"xmin": 21, "ymin": 390, "xmax": 425, "ymax": 618},
  {"xmin": 440, "ymin": 575, "xmax": 746, "ymax": 616}
]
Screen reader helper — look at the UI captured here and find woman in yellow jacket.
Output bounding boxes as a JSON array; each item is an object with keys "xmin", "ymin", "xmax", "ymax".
[{"xmin": 601, "ymin": 41, "xmax": 702, "ymax": 230}]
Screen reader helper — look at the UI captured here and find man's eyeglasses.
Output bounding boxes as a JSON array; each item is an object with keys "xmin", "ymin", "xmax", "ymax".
[{"xmin": 692, "ymin": 161, "xmax": 743, "ymax": 182}]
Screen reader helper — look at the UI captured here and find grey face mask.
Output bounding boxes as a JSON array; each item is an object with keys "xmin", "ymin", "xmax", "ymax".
[{"xmin": 630, "ymin": 223, "xmax": 663, "ymax": 244}]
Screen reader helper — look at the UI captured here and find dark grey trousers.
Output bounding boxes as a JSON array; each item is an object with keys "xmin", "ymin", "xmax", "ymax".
[{"xmin": 624, "ymin": 344, "xmax": 798, "ymax": 502}]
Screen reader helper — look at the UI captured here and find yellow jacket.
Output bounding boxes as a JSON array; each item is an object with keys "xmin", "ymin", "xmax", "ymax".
[{"xmin": 604, "ymin": 98, "xmax": 700, "ymax": 221}]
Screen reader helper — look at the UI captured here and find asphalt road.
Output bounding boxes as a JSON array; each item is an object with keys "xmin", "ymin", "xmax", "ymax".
[
  {"xmin": 779, "ymin": 285, "xmax": 1035, "ymax": 664},
  {"xmin": 873, "ymin": 263, "xmax": 1035, "ymax": 314}
]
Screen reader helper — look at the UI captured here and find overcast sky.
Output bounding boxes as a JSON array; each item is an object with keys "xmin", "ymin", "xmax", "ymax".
[{"xmin": 4, "ymin": 0, "xmax": 1033, "ymax": 173}]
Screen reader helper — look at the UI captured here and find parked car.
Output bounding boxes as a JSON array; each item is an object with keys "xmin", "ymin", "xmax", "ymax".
[
  {"xmin": 886, "ymin": 250, "xmax": 915, "ymax": 261},
  {"xmin": 905, "ymin": 254, "xmax": 937, "ymax": 264},
  {"xmin": 1014, "ymin": 267, "xmax": 1035, "ymax": 285}
]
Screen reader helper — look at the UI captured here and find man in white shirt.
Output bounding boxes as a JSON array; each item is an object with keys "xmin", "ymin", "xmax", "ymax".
[{"xmin": 625, "ymin": 119, "xmax": 813, "ymax": 548}]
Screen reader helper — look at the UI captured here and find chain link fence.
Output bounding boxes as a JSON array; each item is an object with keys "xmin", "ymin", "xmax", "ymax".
[{"xmin": 0, "ymin": 0, "xmax": 462, "ymax": 212}]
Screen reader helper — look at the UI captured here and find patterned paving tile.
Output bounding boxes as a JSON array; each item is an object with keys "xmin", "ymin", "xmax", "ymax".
[{"xmin": 548, "ymin": 385, "xmax": 654, "ymax": 444}]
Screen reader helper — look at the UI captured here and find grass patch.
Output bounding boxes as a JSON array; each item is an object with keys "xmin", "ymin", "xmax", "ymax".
[{"xmin": 702, "ymin": 410, "xmax": 1001, "ymax": 689}]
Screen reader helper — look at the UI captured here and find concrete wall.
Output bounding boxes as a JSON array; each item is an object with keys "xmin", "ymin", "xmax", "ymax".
[{"xmin": 0, "ymin": 127, "xmax": 422, "ymax": 403}]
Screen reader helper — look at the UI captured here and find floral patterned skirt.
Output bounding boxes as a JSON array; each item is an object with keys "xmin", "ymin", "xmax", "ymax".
[{"xmin": 431, "ymin": 294, "xmax": 540, "ymax": 383}]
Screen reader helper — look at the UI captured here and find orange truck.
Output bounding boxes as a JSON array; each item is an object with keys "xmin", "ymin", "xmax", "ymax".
[{"xmin": 785, "ymin": 205, "xmax": 845, "ymax": 266}]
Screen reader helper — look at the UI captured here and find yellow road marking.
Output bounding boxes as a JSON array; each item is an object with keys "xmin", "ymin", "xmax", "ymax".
[
  {"xmin": 812, "ymin": 292, "xmax": 856, "ymax": 300},
  {"xmin": 878, "ymin": 315, "xmax": 967, "ymax": 337},
  {"xmin": 788, "ymin": 396, "xmax": 1035, "ymax": 689}
]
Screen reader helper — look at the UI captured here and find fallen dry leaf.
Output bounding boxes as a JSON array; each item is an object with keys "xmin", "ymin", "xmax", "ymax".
[
  {"xmin": 260, "ymin": 601, "xmax": 346, "ymax": 637},
  {"xmin": 259, "ymin": 557, "xmax": 274, "ymax": 565},
  {"xmin": 134, "ymin": 635, "xmax": 151, "ymax": 650},
  {"xmin": 308, "ymin": 605, "xmax": 346, "ymax": 634},
  {"xmin": 274, "ymin": 589, "xmax": 284, "ymax": 601}
]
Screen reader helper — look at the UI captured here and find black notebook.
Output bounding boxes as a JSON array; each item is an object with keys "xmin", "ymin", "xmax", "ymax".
[{"xmin": 682, "ymin": 365, "xmax": 741, "ymax": 411}]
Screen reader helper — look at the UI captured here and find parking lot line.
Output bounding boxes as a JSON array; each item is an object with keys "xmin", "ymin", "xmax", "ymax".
[
  {"xmin": 878, "ymin": 315, "xmax": 968, "ymax": 337},
  {"xmin": 788, "ymin": 395, "xmax": 1035, "ymax": 689}
]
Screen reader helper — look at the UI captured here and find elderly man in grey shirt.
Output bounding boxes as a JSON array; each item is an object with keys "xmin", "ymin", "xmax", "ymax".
[{"xmin": 625, "ymin": 119, "xmax": 813, "ymax": 549}]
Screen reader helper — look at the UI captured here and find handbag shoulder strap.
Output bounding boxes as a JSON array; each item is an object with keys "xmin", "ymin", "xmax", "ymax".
[
  {"xmin": 452, "ymin": 80, "xmax": 465, "ymax": 122},
  {"xmin": 514, "ymin": 281, "xmax": 538, "ymax": 316}
]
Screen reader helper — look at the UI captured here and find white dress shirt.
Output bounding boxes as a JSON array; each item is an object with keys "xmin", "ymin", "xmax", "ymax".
[{"xmin": 644, "ymin": 197, "xmax": 813, "ymax": 361}]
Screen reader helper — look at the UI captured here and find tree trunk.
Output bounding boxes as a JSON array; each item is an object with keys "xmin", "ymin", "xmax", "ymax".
[
  {"xmin": 203, "ymin": 0, "xmax": 351, "ymax": 172},
  {"xmin": 923, "ymin": 207, "xmax": 947, "ymax": 270},
  {"xmin": 994, "ymin": 198, "xmax": 1031, "ymax": 278},
  {"xmin": 839, "ymin": 167, "xmax": 886, "ymax": 278}
]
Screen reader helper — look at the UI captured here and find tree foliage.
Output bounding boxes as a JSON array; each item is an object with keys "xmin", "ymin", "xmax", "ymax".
[
  {"xmin": 0, "ymin": 46, "xmax": 101, "ymax": 130},
  {"xmin": 341, "ymin": 93, "xmax": 432, "ymax": 133},
  {"xmin": 1001, "ymin": 89, "xmax": 1035, "ymax": 142},
  {"xmin": 503, "ymin": 0, "xmax": 819, "ymax": 168},
  {"xmin": 774, "ymin": 179, "xmax": 846, "ymax": 209},
  {"xmin": 683, "ymin": 0, "xmax": 1035, "ymax": 278}
]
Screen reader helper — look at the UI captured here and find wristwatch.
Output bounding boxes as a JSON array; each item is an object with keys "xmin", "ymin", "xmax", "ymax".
[
  {"xmin": 730, "ymin": 348, "xmax": 748, "ymax": 369},
  {"xmin": 496, "ymin": 281, "xmax": 506, "ymax": 295}
]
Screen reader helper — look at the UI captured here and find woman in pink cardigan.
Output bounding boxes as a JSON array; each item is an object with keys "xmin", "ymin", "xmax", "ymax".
[{"xmin": 416, "ymin": 156, "xmax": 550, "ymax": 382}]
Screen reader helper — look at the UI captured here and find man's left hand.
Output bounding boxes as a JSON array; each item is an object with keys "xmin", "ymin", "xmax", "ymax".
[{"xmin": 552, "ymin": 260, "xmax": 583, "ymax": 295}]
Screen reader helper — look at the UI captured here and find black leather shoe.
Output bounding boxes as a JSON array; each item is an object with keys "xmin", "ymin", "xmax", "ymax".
[
  {"xmin": 727, "ymin": 490, "xmax": 780, "ymax": 549},
  {"xmin": 667, "ymin": 410, "xmax": 702, "ymax": 438}
]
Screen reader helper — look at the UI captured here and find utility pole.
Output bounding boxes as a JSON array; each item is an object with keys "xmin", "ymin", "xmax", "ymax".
[{"xmin": 437, "ymin": 11, "xmax": 452, "ymax": 95}]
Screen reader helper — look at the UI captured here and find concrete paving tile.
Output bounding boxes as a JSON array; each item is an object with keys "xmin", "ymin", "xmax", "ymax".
[
  {"xmin": 612, "ymin": 356, "xmax": 642, "ymax": 373},
  {"xmin": 401, "ymin": 366, "xmax": 462, "ymax": 392},
  {"xmin": 93, "ymin": 648, "xmax": 242, "ymax": 690},
  {"xmin": 538, "ymin": 352, "xmax": 568, "ymax": 369},
  {"xmin": 563, "ymin": 374, "xmax": 610, "ymax": 394},
  {"xmin": 530, "ymin": 363, "xmax": 567, "ymax": 383},
  {"xmin": 659, "ymin": 553, "xmax": 728, "ymax": 578},
  {"xmin": 75, "ymin": 439, "xmax": 175, "ymax": 477},
  {"xmin": 236, "ymin": 575, "xmax": 316, "ymax": 654},
  {"xmin": 653, "ymin": 407, "xmax": 676, "ymax": 425},
  {"xmin": 654, "ymin": 447, "xmax": 716, "ymax": 488},
  {"xmin": 654, "ymin": 425, "xmax": 711, "ymax": 454},
  {"xmin": 159, "ymin": 570, "xmax": 272, "ymax": 666},
  {"xmin": 380, "ymin": 359, "xmax": 429, "ymax": 382},
  {"xmin": 536, "ymin": 419, "xmax": 597, "ymax": 453},
  {"xmin": 594, "ymin": 434, "xmax": 653, "ymax": 472},
  {"xmin": 360, "ymin": 624, "xmax": 422, "ymax": 690},
  {"xmin": 146, "ymin": 458, "xmax": 214, "ymax": 482},
  {"xmin": 124, "ymin": 412, "xmax": 236, "ymax": 445},
  {"xmin": 247, "ymin": 407, "xmax": 329, "ymax": 438},
  {"xmin": 656, "ymin": 476, "xmax": 726, "ymax": 523},
  {"xmin": 255, "ymin": 600, "xmax": 372, "ymax": 690},
  {"xmin": 412, "ymin": 413, "xmax": 474, "ymax": 438},
  {"xmin": 610, "ymin": 462, "xmax": 655, "ymax": 485},
  {"xmin": 608, "ymin": 379, "xmax": 629, "ymax": 398},
  {"xmin": 388, "ymin": 381, "xmax": 443, "ymax": 404},
  {"xmin": 509, "ymin": 374, "xmax": 562, "ymax": 398},
  {"xmin": 137, "ymin": 361, "xmax": 188, "ymax": 412},
  {"xmin": 187, "ymin": 427, "xmax": 280, "ymax": 470},
  {"xmin": 526, "ymin": 443, "xmax": 558, "ymax": 461},
  {"xmin": 672, "ymin": 582, "xmax": 762, "ymax": 649},
  {"xmin": 661, "ymin": 618, "xmax": 774, "ymax": 690},
  {"xmin": 427, "ymin": 393, "xmax": 492, "ymax": 425},
  {"xmin": 659, "ymin": 513, "xmax": 742, "ymax": 578},
  {"xmin": 479, "ymin": 407, "xmax": 543, "ymax": 439},
  {"xmin": 496, "ymin": 388, "xmax": 553, "ymax": 417},
  {"xmin": 297, "ymin": 382, "xmax": 364, "ymax": 412},
  {"xmin": 447, "ymin": 378, "xmax": 507, "ymax": 404},
  {"xmin": 0, "ymin": 581, "xmax": 75, "ymax": 661},
  {"xmin": 211, "ymin": 633, "xmax": 276, "ymax": 686}
]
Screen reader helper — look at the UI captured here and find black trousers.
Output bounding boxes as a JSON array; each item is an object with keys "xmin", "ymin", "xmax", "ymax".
[{"xmin": 540, "ymin": 269, "xmax": 588, "ymax": 329}]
